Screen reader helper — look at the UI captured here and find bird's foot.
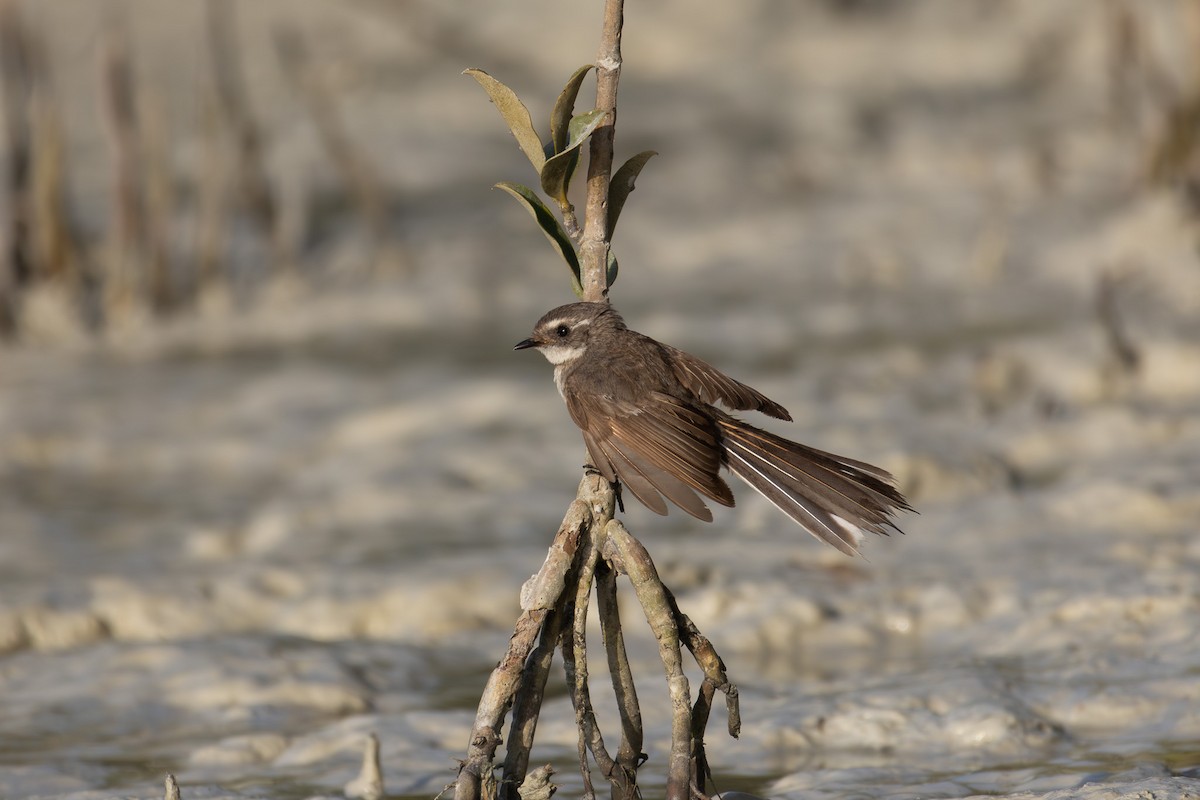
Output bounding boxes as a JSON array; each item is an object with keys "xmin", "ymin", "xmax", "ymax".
[{"xmin": 582, "ymin": 464, "xmax": 624, "ymax": 512}]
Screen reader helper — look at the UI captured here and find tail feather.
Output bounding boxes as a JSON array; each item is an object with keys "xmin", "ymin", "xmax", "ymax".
[
  {"xmin": 718, "ymin": 417, "xmax": 910, "ymax": 555},
  {"xmin": 724, "ymin": 445, "xmax": 865, "ymax": 555},
  {"xmin": 724, "ymin": 423, "xmax": 908, "ymax": 531}
]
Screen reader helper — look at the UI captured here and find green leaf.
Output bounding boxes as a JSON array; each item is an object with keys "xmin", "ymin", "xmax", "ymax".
[
  {"xmin": 541, "ymin": 150, "xmax": 580, "ymax": 210},
  {"xmin": 494, "ymin": 181, "xmax": 583, "ymax": 297},
  {"xmin": 551, "ymin": 65, "xmax": 595, "ymax": 154},
  {"xmin": 464, "ymin": 68, "xmax": 546, "ymax": 174},
  {"xmin": 606, "ymin": 249, "xmax": 619, "ymax": 287},
  {"xmin": 540, "ymin": 109, "xmax": 607, "ymax": 208},
  {"xmin": 607, "ymin": 150, "xmax": 657, "ymax": 237}
]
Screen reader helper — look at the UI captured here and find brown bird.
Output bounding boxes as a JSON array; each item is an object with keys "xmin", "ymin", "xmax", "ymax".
[{"xmin": 515, "ymin": 302, "xmax": 912, "ymax": 556}]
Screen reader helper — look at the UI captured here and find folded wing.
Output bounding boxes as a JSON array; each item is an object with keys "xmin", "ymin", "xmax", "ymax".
[
  {"xmin": 568, "ymin": 391, "xmax": 734, "ymax": 522},
  {"xmin": 658, "ymin": 342, "xmax": 792, "ymax": 421}
]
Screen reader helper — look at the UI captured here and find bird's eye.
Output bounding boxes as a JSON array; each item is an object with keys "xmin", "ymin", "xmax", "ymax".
[{"xmin": 556, "ymin": 324, "xmax": 570, "ymax": 337}]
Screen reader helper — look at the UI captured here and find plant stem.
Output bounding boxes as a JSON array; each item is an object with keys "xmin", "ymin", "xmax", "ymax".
[{"xmin": 579, "ymin": 0, "xmax": 623, "ymax": 302}]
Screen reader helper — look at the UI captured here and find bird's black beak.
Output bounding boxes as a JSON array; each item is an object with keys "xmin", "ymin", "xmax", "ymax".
[{"xmin": 514, "ymin": 337, "xmax": 539, "ymax": 351}]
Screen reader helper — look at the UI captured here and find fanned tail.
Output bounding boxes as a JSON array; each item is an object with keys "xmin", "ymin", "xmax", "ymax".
[{"xmin": 718, "ymin": 416, "xmax": 912, "ymax": 556}]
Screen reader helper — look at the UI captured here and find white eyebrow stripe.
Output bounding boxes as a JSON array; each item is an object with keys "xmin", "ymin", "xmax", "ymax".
[{"xmin": 544, "ymin": 317, "xmax": 591, "ymax": 331}]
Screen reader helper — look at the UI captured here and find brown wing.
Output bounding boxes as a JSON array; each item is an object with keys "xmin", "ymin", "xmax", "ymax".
[
  {"xmin": 658, "ymin": 342, "xmax": 792, "ymax": 421},
  {"xmin": 567, "ymin": 390, "xmax": 734, "ymax": 521}
]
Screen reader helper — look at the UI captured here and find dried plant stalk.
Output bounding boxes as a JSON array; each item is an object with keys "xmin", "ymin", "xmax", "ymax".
[
  {"xmin": 0, "ymin": 0, "xmax": 34, "ymax": 336},
  {"xmin": 206, "ymin": 0, "xmax": 277, "ymax": 247},
  {"xmin": 140, "ymin": 86, "xmax": 174, "ymax": 314},
  {"xmin": 274, "ymin": 25, "xmax": 386, "ymax": 264},
  {"xmin": 194, "ymin": 88, "xmax": 231, "ymax": 292},
  {"xmin": 98, "ymin": 24, "xmax": 145, "ymax": 316}
]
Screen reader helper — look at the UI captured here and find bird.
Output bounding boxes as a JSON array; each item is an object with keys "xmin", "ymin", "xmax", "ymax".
[{"xmin": 515, "ymin": 301, "xmax": 912, "ymax": 556}]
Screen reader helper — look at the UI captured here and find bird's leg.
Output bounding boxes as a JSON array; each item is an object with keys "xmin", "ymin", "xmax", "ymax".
[
  {"xmin": 613, "ymin": 481, "xmax": 624, "ymax": 513},
  {"xmin": 583, "ymin": 463, "xmax": 624, "ymax": 513}
]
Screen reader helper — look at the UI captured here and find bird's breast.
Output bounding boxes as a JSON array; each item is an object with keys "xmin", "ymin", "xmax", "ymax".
[{"xmin": 553, "ymin": 364, "xmax": 569, "ymax": 399}]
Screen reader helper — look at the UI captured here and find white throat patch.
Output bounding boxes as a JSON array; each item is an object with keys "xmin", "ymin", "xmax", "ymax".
[{"xmin": 540, "ymin": 343, "xmax": 585, "ymax": 366}]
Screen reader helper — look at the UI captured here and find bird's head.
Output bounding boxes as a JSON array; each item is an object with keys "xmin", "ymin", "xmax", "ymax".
[{"xmin": 514, "ymin": 301, "xmax": 621, "ymax": 365}]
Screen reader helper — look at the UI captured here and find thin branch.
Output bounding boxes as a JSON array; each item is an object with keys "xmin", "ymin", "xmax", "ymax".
[
  {"xmin": 1096, "ymin": 268, "xmax": 1141, "ymax": 375},
  {"xmin": 665, "ymin": 588, "xmax": 741, "ymax": 740},
  {"xmin": 562, "ymin": 523, "xmax": 621, "ymax": 799},
  {"xmin": 205, "ymin": 0, "xmax": 276, "ymax": 243},
  {"xmin": 579, "ymin": 0, "xmax": 623, "ymax": 302},
  {"xmin": 604, "ymin": 520, "xmax": 693, "ymax": 800},
  {"xmin": 25, "ymin": 34, "xmax": 74, "ymax": 286},
  {"xmin": 500, "ymin": 599, "xmax": 568, "ymax": 800},
  {"xmin": 665, "ymin": 587, "xmax": 740, "ymax": 797},
  {"xmin": 596, "ymin": 559, "xmax": 643, "ymax": 800},
  {"xmin": 194, "ymin": 87, "xmax": 230, "ymax": 292},
  {"xmin": 98, "ymin": 22, "xmax": 144, "ymax": 315},
  {"xmin": 571, "ymin": 467, "xmax": 620, "ymax": 800},
  {"xmin": 454, "ymin": 499, "xmax": 591, "ymax": 800},
  {"xmin": 0, "ymin": 0, "xmax": 34, "ymax": 336},
  {"xmin": 561, "ymin": 598, "xmax": 596, "ymax": 800},
  {"xmin": 140, "ymin": 85, "xmax": 175, "ymax": 314},
  {"xmin": 274, "ymin": 25, "xmax": 387, "ymax": 263}
]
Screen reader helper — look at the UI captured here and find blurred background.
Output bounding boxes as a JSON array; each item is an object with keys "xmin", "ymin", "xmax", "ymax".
[{"xmin": 1, "ymin": 1, "xmax": 1199, "ymax": 799}]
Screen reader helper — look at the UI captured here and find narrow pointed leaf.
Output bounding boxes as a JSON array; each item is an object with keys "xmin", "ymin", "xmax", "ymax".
[
  {"xmin": 606, "ymin": 249, "xmax": 619, "ymax": 287},
  {"xmin": 540, "ymin": 109, "xmax": 607, "ymax": 207},
  {"xmin": 607, "ymin": 150, "xmax": 657, "ymax": 237},
  {"xmin": 551, "ymin": 65, "xmax": 595, "ymax": 154},
  {"xmin": 494, "ymin": 181, "xmax": 583, "ymax": 296},
  {"xmin": 541, "ymin": 152, "xmax": 580, "ymax": 210},
  {"xmin": 464, "ymin": 68, "xmax": 545, "ymax": 173}
]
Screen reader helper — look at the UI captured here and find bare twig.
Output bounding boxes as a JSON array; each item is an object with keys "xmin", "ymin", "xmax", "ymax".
[
  {"xmin": 664, "ymin": 586, "xmax": 741, "ymax": 797},
  {"xmin": 98, "ymin": 22, "xmax": 144, "ymax": 317},
  {"xmin": 23, "ymin": 31, "xmax": 73, "ymax": 288},
  {"xmin": 604, "ymin": 520, "xmax": 693, "ymax": 800},
  {"xmin": 665, "ymin": 588, "xmax": 741, "ymax": 739},
  {"xmin": 1096, "ymin": 267, "xmax": 1142, "ymax": 391},
  {"xmin": 561, "ymin": 519, "xmax": 619, "ymax": 800},
  {"xmin": 0, "ymin": 0, "xmax": 35, "ymax": 336},
  {"xmin": 455, "ymin": 493, "xmax": 593, "ymax": 800},
  {"xmin": 141, "ymin": 85, "xmax": 175, "ymax": 314},
  {"xmin": 343, "ymin": 732, "xmax": 385, "ymax": 800},
  {"xmin": 561, "ymin": 598, "xmax": 596, "ymax": 800},
  {"xmin": 596, "ymin": 559, "xmax": 643, "ymax": 800},
  {"xmin": 205, "ymin": 0, "xmax": 277, "ymax": 248},
  {"xmin": 274, "ymin": 25, "xmax": 387, "ymax": 266},
  {"xmin": 194, "ymin": 88, "xmax": 229, "ymax": 296},
  {"xmin": 500, "ymin": 600, "xmax": 568, "ymax": 800}
]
